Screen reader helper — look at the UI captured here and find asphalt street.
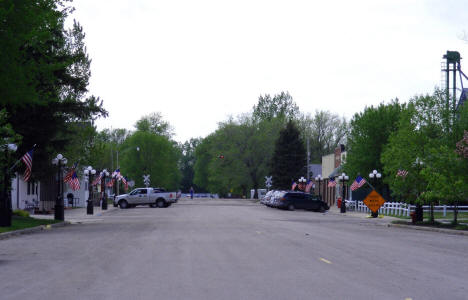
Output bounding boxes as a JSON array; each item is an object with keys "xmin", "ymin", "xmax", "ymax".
[{"xmin": 1, "ymin": 198, "xmax": 467, "ymax": 300}]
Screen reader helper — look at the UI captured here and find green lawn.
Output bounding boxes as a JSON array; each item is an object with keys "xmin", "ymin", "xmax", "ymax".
[
  {"xmin": 392, "ymin": 220, "xmax": 468, "ymax": 231},
  {"xmin": 0, "ymin": 216, "xmax": 61, "ymax": 233}
]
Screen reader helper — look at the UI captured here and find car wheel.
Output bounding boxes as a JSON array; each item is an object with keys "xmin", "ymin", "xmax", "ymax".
[
  {"xmin": 156, "ymin": 199, "xmax": 165, "ymax": 208},
  {"xmin": 288, "ymin": 204, "xmax": 295, "ymax": 211},
  {"xmin": 119, "ymin": 200, "xmax": 128, "ymax": 209}
]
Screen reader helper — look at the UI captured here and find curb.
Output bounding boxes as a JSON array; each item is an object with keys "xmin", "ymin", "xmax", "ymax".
[
  {"xmin": 0, "ymin": 221, "xmax": 70, "ymax": 240},
  {"xmin": 388, "ymin": 223, "xmax": 468, "ymax": 236}
]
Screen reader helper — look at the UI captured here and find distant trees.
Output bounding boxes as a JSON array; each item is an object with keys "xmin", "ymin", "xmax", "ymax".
[{"xmin": 134, "ymin": 112, "xmax": 174, "ymax": 138}]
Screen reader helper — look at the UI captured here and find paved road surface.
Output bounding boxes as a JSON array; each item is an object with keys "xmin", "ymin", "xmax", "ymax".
[{"xmin": 1, "ymin": 198, "xmax": 467, "ymax": 300}]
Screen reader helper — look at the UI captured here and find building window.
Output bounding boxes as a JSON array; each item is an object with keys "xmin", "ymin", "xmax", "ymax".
[{"xmin": 27, "ymin": 180, "xmax": 37, "ymax": 195}]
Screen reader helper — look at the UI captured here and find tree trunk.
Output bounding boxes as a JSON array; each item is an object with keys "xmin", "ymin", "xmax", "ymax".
[
  {"xmin": 430, "ymin": 202, "xmax": 434, "ymax": 224},
  {"xmin": 453, "ymin": 201, "xmax": 458, "ymax": 225}
]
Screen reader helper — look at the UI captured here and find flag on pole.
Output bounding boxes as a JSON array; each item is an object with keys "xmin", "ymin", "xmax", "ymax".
[
  {"xmin": 305, "ymin": 180, "xmax": 313, "ymax": 192},
  {"xmin": 350, "ymin": 175, "xmax": 367, "ymax": 191},
  {"xmin": 70, "ymin": 171, "xmax": 80, "ymax": 191},
  {"xmin": 64, "ymin": 163, "xmax": 77, "ymax": 183},
  {"xmin": 112, "ymin": 168, "xmax": 121, "ymax": 179},
  {"xmin": 291, "ymin": 181, "xmax": 297, "ymax": 191},
  {"xmin": 92, "ymin": 173, "xmax": 102, "ymax": 186},
  {"xmin": 396, "ymin": 169, "xmax": 408, "ymax": 177},
  {"xmin": 327, "ymin": 178, "xmax": 336, "ymax": 187},
  {"xmin": 21, "ymin": 149, "xmax": 34, "ymax": 182}
]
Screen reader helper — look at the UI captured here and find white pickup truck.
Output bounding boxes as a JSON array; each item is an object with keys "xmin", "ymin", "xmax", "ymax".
[{"xmin": 114, "ymin": 187, "xmax": 180, "ymax": 209}]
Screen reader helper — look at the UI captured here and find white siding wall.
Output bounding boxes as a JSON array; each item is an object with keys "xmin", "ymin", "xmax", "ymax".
[{"xmin": 321, "ymin": 154, "xmax": 335, "ymax": 179}]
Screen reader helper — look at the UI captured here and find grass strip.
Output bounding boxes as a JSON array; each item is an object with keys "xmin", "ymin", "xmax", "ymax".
[{"xmin": 0, "ymin": 216, "xmax": 61, "ymax": 233}]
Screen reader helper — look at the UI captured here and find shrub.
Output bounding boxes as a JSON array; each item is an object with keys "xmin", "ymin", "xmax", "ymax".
[{"xmin": 13, "ymin": 209, "xmax": 30, "ymax": 218}]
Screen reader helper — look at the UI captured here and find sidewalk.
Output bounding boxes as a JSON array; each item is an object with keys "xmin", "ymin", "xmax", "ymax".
[
  {"xmin": 31, "ymin": 205, "xmax": 118, "ymax": 224},
  {"xmin": 327, "ymin": 204, "xmax": 401, "ymax": 225}
]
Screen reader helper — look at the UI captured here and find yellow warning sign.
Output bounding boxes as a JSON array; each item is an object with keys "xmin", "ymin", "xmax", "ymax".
[{"xmin": 363, "ymin": 190, "xmax": 385, "ymax": 213}]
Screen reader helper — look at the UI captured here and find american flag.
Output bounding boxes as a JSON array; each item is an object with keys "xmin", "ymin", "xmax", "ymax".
[
  {"xmin": 121, "ymin": 176, "xmax": 128, "ymax": 191},
  {"xmin": 70, "ymin": 171, "xmax": 80, "ymax": 191},
  {"xmin": 106, "ymin": 178, "xmax": 115, "ymax": 187},
  {"xmin": 112, "ymin": 168, "xmax": 121, "ymax": 179},
  {"xmin": 64, "ymin": 163, "xmax": 77, "ymax": 183},
  {"xmin": 305, "ymin": 180, "xmax": 314, "ymax": 193},
  {"xmin": 350, "ymin": 175, "xmax": 367, "ymax": 191},
  {"xmin": 92, "ymin": 173, "xmax": 102, "ymax": 186},
  {"xmin": 21, "ymin": 149, "xmax": 34, "ymax": 182},
  {"xmin": 328, "ymin": 178, "xmax": 336, "ymax": 187},
  {"xmin": 291, "ymin": 181, "xmax": 297, "ymax": 190},
  {"xmin": 396, "ymin": 169, "xmax": 408, "ymax": 177}
]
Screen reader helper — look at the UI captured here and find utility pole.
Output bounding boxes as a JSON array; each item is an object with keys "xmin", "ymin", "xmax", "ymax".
[{"xmin": 306, "ymin": 137, "xmax": 310, "ymax": 181}]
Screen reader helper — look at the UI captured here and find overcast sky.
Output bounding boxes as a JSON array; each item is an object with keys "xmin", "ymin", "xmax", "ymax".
[{"xmin": 67, "ymin": 0, "xmax": 468, "ymax": 142}]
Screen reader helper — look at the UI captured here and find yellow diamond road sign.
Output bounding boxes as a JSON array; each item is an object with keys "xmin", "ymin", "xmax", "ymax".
[{"xmin": 363, "ymin": 190, "xmax": 385, "ymax": 213}]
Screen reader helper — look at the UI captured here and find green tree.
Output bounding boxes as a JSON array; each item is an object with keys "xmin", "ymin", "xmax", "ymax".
[
  {"xmin": 179, "ymin": 138, "xmax": 203, "ymax": 193},
  {"xmin": 135, "ymin": 112, "xmax": 174, "ymax": 138},
  {"xmin": 1, "ymin": 0, "xmax": 106, "ymax": 181},
  {"xmin": 120, "ymin": 131, "xmax": 181, "ymax": 190},
  {"xmin": 270, "ymin": 120, "xmax": 306, "ymax": 189},
  {"xmin": 344, "ymin": 100, "xmax": 404, "ymax": 194},
  {"xmin": 253, "ymin": 91, "xmax": 299, "ymax": 121}
]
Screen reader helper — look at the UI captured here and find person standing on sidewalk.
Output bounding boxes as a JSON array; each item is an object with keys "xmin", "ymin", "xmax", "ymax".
[{"xmin": 189, "ymin": 186, "xmax": 194, "ymax": 199}]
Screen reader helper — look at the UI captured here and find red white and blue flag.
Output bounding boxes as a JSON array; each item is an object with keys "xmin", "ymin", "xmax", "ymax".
[
  {"xmin": 305, "ymin": 180, "xmax": 314, "ymax": 193},
  {"xmin": 64, "ymin": 163, "xmax": 77, "ymax": 183},
  {"xmin": 328, "ymin": 178, "xmax": 336, "ymax": 187},
  {"xmin": 107, "ymin": 178, "xmax": 115, "ymax": 187},
  {"xmin": 350, "ymin": 175, "xmax": 367, "ymax": 191},
  {"xmin": 396, "ymin": 169, "xmax": 408, "ymax": 177},
  {"xmin": 112, "ymin": 168, "xmax": 121, "ymax": 179},
  {"xmin": 92, "ymin": 173, "xmax": 102, "ymax": 186},
  {"xmin": 70, "ymin": 171, "xmax": 80, "ymax": 191},
  {"xmin": 21, "ymin": 149, "xmax": 34, "ymax": 182},
  {"xmin": 291, "ymin": 181, "xmax": 297, "ymax": 191},
  {"xmin": 121, "ymin": 176, "xmax": 128, "ymax": 191}
]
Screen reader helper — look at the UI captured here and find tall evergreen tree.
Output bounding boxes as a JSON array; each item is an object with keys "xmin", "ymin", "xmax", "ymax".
[{"xmin": 270, "ymin": 120, "xmax": 306, "ymax": 189}]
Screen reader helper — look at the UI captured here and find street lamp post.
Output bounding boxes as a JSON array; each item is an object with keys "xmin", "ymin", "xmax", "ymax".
[
  {"xmin": 0, "ymin": 144, "xmax": 17, "ymax": 227},
  {"xmin": 338, "ymin": 172, "xmax": 349, "ymax": 213},
  {"xmin": 84, "ymin": 166, "xmax": 96, "ymax": 215},
  {"xmin": 52, "ymin": 154, "xmax": 67, "ymax": 221},
  {"xmin": 314, "ymin": 175, "xmax": 322, "ymax": 199},
  {"xmin": 100, "ymin": 169, "xmax": 109, "ymax": 210},
  {"xmin": 369, "ymin": 169, "xmax": 382, "ymax": 218}
]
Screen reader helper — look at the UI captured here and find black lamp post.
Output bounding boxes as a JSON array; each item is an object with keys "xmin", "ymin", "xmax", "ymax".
[
  {"xmin": 0, "ymin": 143, "xmax": 17, "ymax": 227},
  {"xmin": 84, "ymin": 166, "xmax": 96, "ymax": 215},
  {"xmin": 100, "ymin": 169, "xmax": 109, "ymax": 210},
  {"xmin": 315, "ymin": 174, "xmax": 322, "ymax": 199},
  {"xmin": 338, "ymin": 172, "xmax": 349, "ymax": 213},
  {"xmin": 52, "ymin": 154, "xmax": 67, "ymax": 221},
  {"xmin": 369, "ymin": 169, "xmax": 382, "ymax": 218}
]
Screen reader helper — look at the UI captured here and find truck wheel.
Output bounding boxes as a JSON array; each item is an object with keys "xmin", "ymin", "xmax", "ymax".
[
  {"xmin": 156, "ymin": 199, "xmax": 165, "ymax": 208},
  {"xmin": 149, "ymin": 203, "xmax": 157, "ymax": 208},
  {"xmin": 119, "ymin": 200, "xmax": 128, "ymax": 209}
]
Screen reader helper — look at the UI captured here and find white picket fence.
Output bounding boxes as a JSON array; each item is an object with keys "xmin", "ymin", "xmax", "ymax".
[{"xmin": 346, "ymin": 200, "xmax": 468, "ymax": 217}]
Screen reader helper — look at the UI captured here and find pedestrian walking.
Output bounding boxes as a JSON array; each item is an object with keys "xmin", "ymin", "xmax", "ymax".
[{"xmin": 190, "ymin": 186, "xmax": 194, "ymax": 199}]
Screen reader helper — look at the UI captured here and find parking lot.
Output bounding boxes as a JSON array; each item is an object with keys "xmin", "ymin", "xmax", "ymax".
[{"xmin": 1, "ymin": 197, "xmax": 468, "ymax": 300}]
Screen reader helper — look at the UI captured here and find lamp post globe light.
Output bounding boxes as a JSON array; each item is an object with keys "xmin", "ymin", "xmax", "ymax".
[
  {"xmin": 0, "ymin": 143, "xmax": 17, "ymax": 227},
  {"xmin": 338, "ymin": 172, "xmax": 349, "ymax": 213},
  {"xmin": 369, "ymin": 169, "xmax": 382, "ymax": 218},
  {"xmin": 314, "ymin": 175, "xmax": 322, "ymax": 199},
  {"xmin": 101, "ymin": 169, "xmax": 110, "ymax": 210},
  {"xmin": 51, "ymin": 154, "xmax": 67, "ymax": 221},
  {"xmin": 84, "ymin": 166, "xmax": 96, "ymax": 215}
]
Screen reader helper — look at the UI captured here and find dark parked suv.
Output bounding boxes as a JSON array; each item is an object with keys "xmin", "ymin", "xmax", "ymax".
[{"xmin": 277, "ymin": 192, "xmax": 329, "ymax": 212}]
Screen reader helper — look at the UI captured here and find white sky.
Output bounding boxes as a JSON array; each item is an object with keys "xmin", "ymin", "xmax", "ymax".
[{"xmin": 67, "ymin": 0, "xmax": 468, "ymax": 142}]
